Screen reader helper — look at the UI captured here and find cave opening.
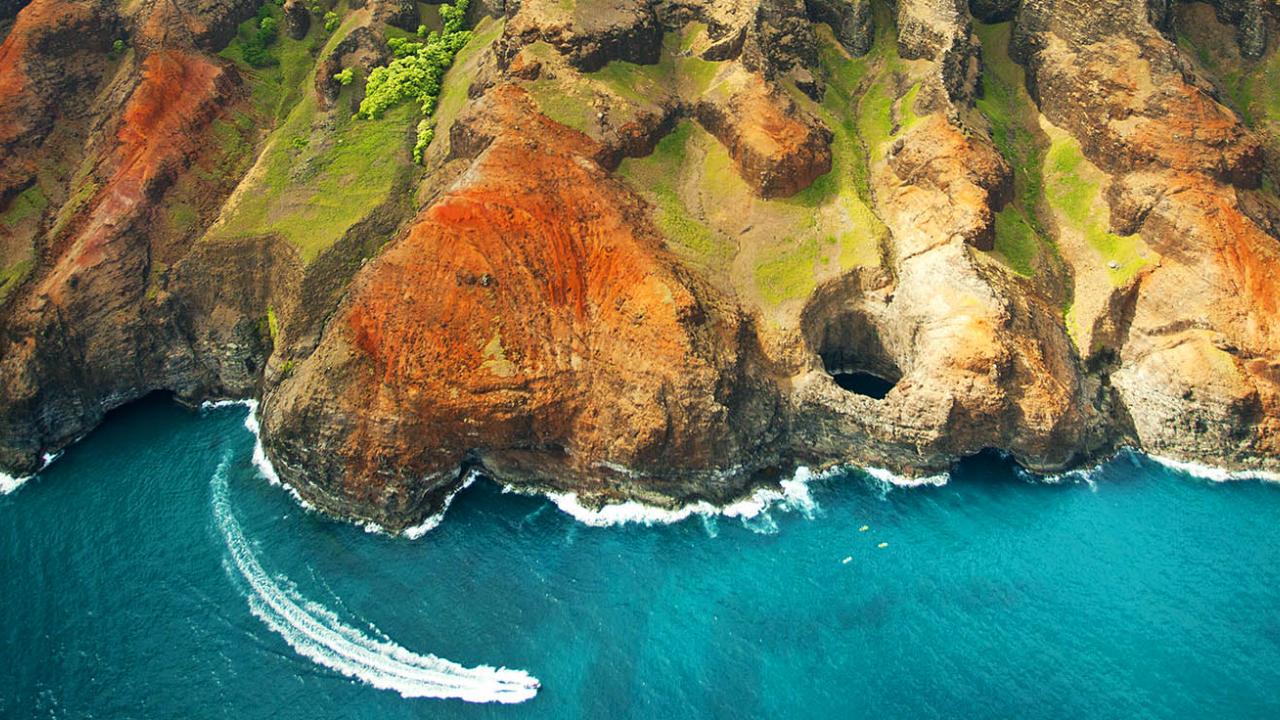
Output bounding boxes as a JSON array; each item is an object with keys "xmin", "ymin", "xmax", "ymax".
[
  {"xmin": 829, "ymin": 370, "xmax": 897, "ymax": 400},
  {"xmin": 813, "ymin": 308, "xmax": 903, "ymax": 401}
]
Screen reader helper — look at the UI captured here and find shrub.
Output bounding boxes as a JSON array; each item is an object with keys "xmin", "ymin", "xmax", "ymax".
[
  {"xmin": 111, "ymin": 38, "xmax": 125, "ymax": 56},
  {"xmin": 439, "ymin": 0, "xmax": 467, "ymax": 34},
  {"xmin": 413, "ymin": 120, "xmax": 434, "ymax": 163},
  {"xmin": 333, "ymin": 67, "xmax": 354, "ymax": 86},
  {"xmin": 258, "ymin": 16, "xmax": 279, "ymax": 43},
  {"xmin": 240, "ymin": 11, "xmax": 281, "ymax": 67},
  {"xmin": 417, "ymin": 24, "xmax": 427, "ymax": 37},
  {"xmin": 355, "ymin": 0, "xmax": 470, "ymax": 163},
  {"xmin": 323, "ymin": 11, "xmax": 339, "ymax": 32}
]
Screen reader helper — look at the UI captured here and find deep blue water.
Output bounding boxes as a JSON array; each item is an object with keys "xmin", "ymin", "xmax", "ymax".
[{"xmin": 3, "ymin": 396, "xmax": 1280, "ymax": 719}]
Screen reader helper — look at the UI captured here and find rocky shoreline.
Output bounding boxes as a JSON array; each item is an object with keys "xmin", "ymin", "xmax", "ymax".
[{"xmin": 1, "ymin": 0, "xmax": 1278, "ymax": 531}]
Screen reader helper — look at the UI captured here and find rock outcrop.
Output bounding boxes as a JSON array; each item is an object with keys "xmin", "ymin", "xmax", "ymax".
[{"xmin": 694, "ymin": 67, "xmax": 833, "ymax": 198}]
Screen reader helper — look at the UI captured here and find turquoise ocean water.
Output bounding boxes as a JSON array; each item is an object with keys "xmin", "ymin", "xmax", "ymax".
[{"xmin": 3, "ymin": 396, "xmax": 1280, "ymax": 718}]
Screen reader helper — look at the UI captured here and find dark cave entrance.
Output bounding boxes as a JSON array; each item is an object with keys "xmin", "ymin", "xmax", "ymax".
[
  {"xmin": 814, "ymin": 309, "xmax": 903, "ymax": 401},
  {"xmin": 829, "ymin": 370, "xmax": 898, "ymax": 400}
]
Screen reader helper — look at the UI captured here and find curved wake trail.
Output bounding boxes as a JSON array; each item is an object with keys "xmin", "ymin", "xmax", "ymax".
[{"xmin": 210, "ymin": 458, "xmax": 540, "ymax": 704}]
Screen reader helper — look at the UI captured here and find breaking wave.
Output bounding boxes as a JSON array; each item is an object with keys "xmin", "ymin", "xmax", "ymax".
[
  {"xmin": 0, "ymin": 451, "xmax": 62, "ymax": 496},
  {"xmin": 210, "ymin": 456, "xmax": 540, "ymax": 703},
  {"xmin": 863, "ymin": 467, "xmax": 950, "ymax": 488},
  {"xmin": 0, "ymin": 471, "xmax": 30, "ymax": 496},
  {"xmin": 203, "ymin": 400, "xmax": 285, "ymax": 488},
  {"xmin": 536, "ymin": 467, "xmax": 822, "ymax": 532},
  {"xmin": 1148, "ymin": 452, "xmax": 1280, "ymax": 484},
  {"xmin": 403, "ymin": 471, "xmax": 479, "ymax": 540}
]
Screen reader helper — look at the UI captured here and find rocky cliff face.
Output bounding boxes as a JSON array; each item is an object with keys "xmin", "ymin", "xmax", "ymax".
[{"xmin": 1, "ymin": 0, "xmax": 1277, "ymax": 529}]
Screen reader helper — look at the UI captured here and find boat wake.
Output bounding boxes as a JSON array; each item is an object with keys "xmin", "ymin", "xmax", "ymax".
[{"xmin": 210, "ymin": 456, "xmax": 540, "ymax": 704}]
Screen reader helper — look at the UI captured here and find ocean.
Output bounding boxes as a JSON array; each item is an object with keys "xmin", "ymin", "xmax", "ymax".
[{"xmin": 3, "ymin": 396, "xmax": 1279, "ymax": 719}]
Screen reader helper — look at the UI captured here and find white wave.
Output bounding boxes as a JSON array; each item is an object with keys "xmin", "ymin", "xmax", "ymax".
[
  {"xmin": 1012, "ymin": 463, "xmax": 1100, "ymax": 488},
  {"xmin": 0, "ymin": 448, "xmax": 64, "ymax": 496},
  {"xmin": 403, "ymin": 471, "xmax": 480, "ymax": 540},
  {"xmin": 1148, "ymin": 453, "xmax": 1280, "ymax": 484},
  {"xmin": 864, "ymin": 466, "xmax": 950, "ymax": 488},
  {"xmin": 202, "ymin": 399, "xmax": 306, "ymax": 508},
  {"xmin": 200, "ymin": 398, "xmax": 251, "ymax": 410},
  {"xmin": 539, "ymin": 466, "xmax": 821, "ymax": 529},
  {"xmin": 0, "ymin": 471, "xmax": 31, "ymax": 495},
  {"xmin": 210, "ymin": 457, "xmax": 540, "ymax": 703}
]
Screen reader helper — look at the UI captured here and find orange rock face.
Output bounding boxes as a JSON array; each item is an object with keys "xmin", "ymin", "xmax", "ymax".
[
  {"xmin": 694, "ymin": 70, "xmax": 833, "ymax": 199},
  {"xmin": 0, "ymin": 28, "xmax": 263, "ymax": 473},
  {"xmin": 42, "ymin": 50, "xmax": 237, "ymax": 294},
  {"xmin": 264, "ymin": 86, "xmax": 777, "ymax": 526},
  {"xmin": 1021, "ymin": 0, "xmax": 1280, "ymax": 467},
  {"xmin": 1032, "ymin": 34, "xmax": 1263, "ymax": 186},
  {"xmin": 0, "ymin": 0, "xmax": 116, "ymax": 200},
  {"xmin": 885, "ymin": 114, "xmax": 1010, "ymax": 250}
]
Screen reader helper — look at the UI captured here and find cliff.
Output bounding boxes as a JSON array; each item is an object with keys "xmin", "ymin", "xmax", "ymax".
[{"xmin": 1, "ymin": 0, "xmax": 1278, "ymax": 529}]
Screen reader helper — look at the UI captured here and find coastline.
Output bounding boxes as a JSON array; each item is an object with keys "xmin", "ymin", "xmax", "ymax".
[{"xmin": 9, "ymin": 398, "xmax": 1279, "ymax": 534}]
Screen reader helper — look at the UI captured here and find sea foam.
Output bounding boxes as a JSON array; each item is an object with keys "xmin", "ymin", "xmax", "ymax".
[
  {"xmin": 536, "ymin": 467, "xmax": 821, "ymax": 530},
  {"xmin": 211, "ymin": 456, "xmax": 540, "ymax": 703},
  {"xmin": 403, "ymin": 471, "xmax": 480, "ymax": 540},
  {"xmin": 0, "ymin": 471, "xmax": 30, "ymax": 496},
  {"xmin": 202, "ymin": 399, "xmax": 306, "ymax": 508},
  {"xmin": 204, "ymin": 397, "xmax": 1278, "ymax": 546},
  {"xmin": 0, "ymin": 450, "xmax": 62, "ymax": 496},
  {"xmin": 1148, "ymin": 453, "xmax": 1280, "ymax": 484},
  {"xmin": 863, "ymin": 466, "xmax": 950, "ymax": 488}
]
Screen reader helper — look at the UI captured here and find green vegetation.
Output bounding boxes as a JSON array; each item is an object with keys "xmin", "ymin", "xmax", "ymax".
[
  {"xmin": 617, "ymin": 122, "xmax": 735, "ymax": 266},
  {"xmin": 615, "ymin": 17, "xmax": 913, "ymax": 305},
  {"xmin": 212, "ymin": 8, "xmax": 420, "ymax": 261},
  {"xmin": 240, "ymin": 5, "xmax": 282, "ymax": 67},
  {"xmin": 0, "ymin": 185, "xmax": 48, "ymax": 228},
  {"xmin": 431, "ymin": 17, "xmax": 504, "ymax": 155},
  {"xmin": 591, "ymin": 25, "xmax": 723, "ymax": 101},
  {"xmin": 522, "ymin": 44, "xmax": 600, "ymax": 134},
  {"xmin": 266, "ymin": 306, "xmax": 280, "ymax": 342},
  {"xmin": 219, "ymin": 4, "xmax": 318, "ymax": 123},
  {"xmin": 1176, "ymin": 9, "xmax": 1280, "ymax": 190},
  {"xmin": 163, "ymin": 201, "xmax": 199, "ymax": 237},
  {"xmin": 49, "ymin": 175, "xmax": 99, "ymax": 241},
  {"xmin": 323, "ymin": 11, "xmax": 339, "ymax": 33},
  {"xmin": 973, "ymin": 21, "xmax": 1054, "ymax": 277},
  {"xmin": 754, "ymin": 237, "xmax": 822, "ymax": 305},
  {"xmin": 196, "ymin": 113, "xmax": 258, "ymax": 186},
  {"xmin": 333, "ymin": 67, "xmax": 354, "ymax": 86},
  {"xmin": 212, "ymin": 3, "xmax": 501, "ymax": 260},
  {"xmin": 849, "ymin": 6, "xmax": 918, "ymax": 156},
  {"xmin": 0, "ymin": 257, "xmax": 33, "ymax": 303},
  {"xmin": 784, "ymin": 28, "xmax": 889, "ymax": 271},
  {"xmin": 525, "ymin": 24, "xmax": 724, "ymax": 136},
  {"xmin": 775, "ymin": 17, "xmax": 915, "ymax": 288},
  {"xmin": 1176, "ymin": 21, "xmax": 1280, "ymax": 127},
  {"xmin": 211, "ymin": 95, "xmax": 414, "ymax": 261},
  {"xmin": 1042, "ymin": 129, "xmax": 1149, "ymax": 286},
  {"xmin": 356, "ymin": 0, "xmax": 472, "ymax": 162}
]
